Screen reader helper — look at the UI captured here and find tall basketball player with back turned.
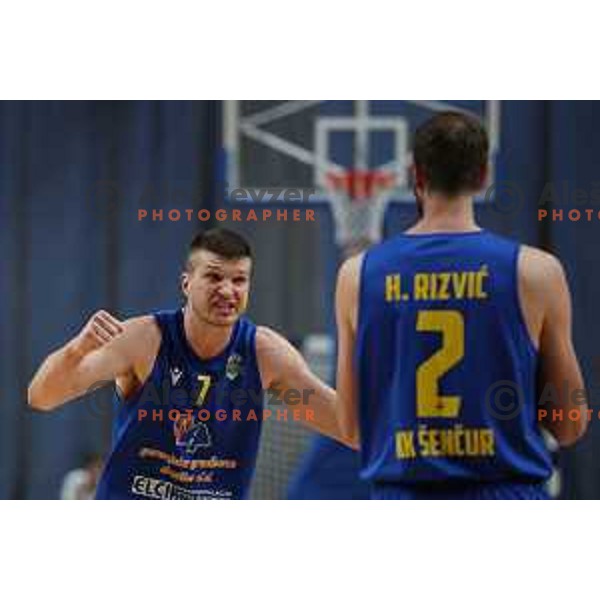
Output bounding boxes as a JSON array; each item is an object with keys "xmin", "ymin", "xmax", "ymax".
[
  {"xmin": 336, "ymin": 111, "xmax": 588, "ymax": 500},
  {"xmin": 29, "ymin": 228, "xmax": 351, "ymax": 499}
]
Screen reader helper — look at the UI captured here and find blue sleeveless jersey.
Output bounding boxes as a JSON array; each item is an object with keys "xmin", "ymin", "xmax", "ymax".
[
  {"xmin": 96, "ymin": 309, "xmax": 263, "ymax": 500},
  {"xmin": 356, "ymin": 231, "xmax": 552, "ymax": 499}
]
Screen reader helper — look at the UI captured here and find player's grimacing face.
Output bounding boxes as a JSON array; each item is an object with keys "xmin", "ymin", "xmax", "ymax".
[{"xmin": 182, "ymin": 250, "xmax": 251, "ymax": 326}]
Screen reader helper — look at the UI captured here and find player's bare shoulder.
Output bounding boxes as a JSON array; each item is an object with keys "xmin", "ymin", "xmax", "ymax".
[
  {"xmin": 255, "ymin": 325, "xmax": 281, "ymax": 351},
  {"xmin": 519, "ymin": 245, "xmax": 566, "ymax": 299},
  {"xmin": 518, "ymin": 245, "xmax": 568, "ymax": 346},
  {"xmin": 338, "ymin": 252, "xmax": 364, "ymax": 284},
  {"xmin": 336, "ymin": 252, "xmax": 365, "ymax": 331},
  {"xmin": 124, "ymin": 314, "xmax": 161, "ymax": 343},
  {"xmin": 124, "ymin": 314, "xmax": 162, "ymax": 377},
  {"xmin": 255, "ymin": 325, "xmax": 289, "ymax": 366},
  {"xmin": 106, "ymin": 314, "xmax": 162, "ymax": 394},
  {"xmin": 254, "ymin": 326, "xmax": 303, "ymax": 390},
  {"xmin": 520, "ymin": 245, "xmax": 565, "ymax": 281}
]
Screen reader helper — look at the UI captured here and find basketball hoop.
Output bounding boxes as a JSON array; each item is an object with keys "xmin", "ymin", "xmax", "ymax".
[
  {"xmin": 323, "ymin": 169, "xmax": 397, "ymax": 255},
  {"xmin": 326, "ymin": 170, "xmax": 396, "ymax": 205}
]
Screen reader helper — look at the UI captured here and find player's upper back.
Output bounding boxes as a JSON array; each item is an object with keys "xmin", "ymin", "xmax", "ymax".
[{"xmin": 356, "ymin": 229, "xmax": 552, "ymax": 488}]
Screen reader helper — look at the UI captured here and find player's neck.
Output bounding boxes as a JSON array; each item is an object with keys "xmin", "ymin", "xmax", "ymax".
[
  {"xmin": 182, "ymin": 306, "xmax": 234, "ymax": 360},
  {"xmin": 410, "ymin": 194, "xmax": 479, "ymax": 234}
]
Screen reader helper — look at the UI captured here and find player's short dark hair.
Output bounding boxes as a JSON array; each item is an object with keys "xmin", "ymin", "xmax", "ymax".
[
  {"xmin": 187, "ymin": 228, "xmax": 252, "ymax": 268},
  {"xmin": 413, "ymin": 111, "xmax": 489, "ymax": 196}
]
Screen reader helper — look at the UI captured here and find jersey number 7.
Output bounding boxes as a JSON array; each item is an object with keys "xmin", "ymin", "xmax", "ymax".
[{"xmin": 195, "ymin": 374, "xmax": 212, "ymax": 407}]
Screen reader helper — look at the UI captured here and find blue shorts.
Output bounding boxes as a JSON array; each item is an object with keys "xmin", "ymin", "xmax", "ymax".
[{"xmin": 371, "ymin": 481, "xmax": 550, "ymax": 500}]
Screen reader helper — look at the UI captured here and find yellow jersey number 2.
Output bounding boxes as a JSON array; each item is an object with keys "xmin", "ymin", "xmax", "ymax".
[{"xmin": 416, "ymin": 310, "xmax": 464, "ymax": 418}]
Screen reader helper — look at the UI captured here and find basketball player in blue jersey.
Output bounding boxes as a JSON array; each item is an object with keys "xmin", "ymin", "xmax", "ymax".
[
  {"xmin": 335, "ymin": 111, "xmax": 588, "ymax": 500},
  {"xmin": 28, "ymin": 228, "xmax": 352, "ymax": 499}
]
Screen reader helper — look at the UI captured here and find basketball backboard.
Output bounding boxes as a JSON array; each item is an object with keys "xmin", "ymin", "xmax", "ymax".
[{"xmin": 222, "ymin": 100, "xmax": 501, "ymax": 245}]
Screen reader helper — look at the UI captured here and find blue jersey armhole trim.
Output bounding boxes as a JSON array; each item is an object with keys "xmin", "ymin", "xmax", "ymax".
[
  {"xmin": 513, "ymin": 245, "xmax": 539, "ymax": 359},
  {"xmin": 354, "ymin": 250, "xmax": 370, "ymax": 373},
  {"xmin": 246, "ymin": 321, "xmax": 263, "ymax": 391}
]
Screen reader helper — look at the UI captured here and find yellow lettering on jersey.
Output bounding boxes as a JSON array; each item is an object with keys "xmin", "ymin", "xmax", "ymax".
[
  {"xmin": 451, "ymin": 272, "xmax": 468, "ymax": 298},
  {"xmin": 429, "ymin": 272, "xmax": 438, "ymax": 300},
  {"xmin": 437, "ymin": 272, "xmax": 451, "ymax": 300},
  {"xmin": 414, "ymin": 273, "xmax": 429, "ymax": 300},
  {"xmin": 385, "ymin": 274, "xmax": 402, "ymax": 302},
  {"xmin": 475, "ymin": 264, "xmax": 489, "ymax": 299},
  {"xmin": 195, "ymin": 375, "xmax": 212, "ymax": 407},
  {"xmin": 396, "ymin": 425, "xmax": 496, "ymax": 460},
  {"xmin": 480, "ymin": 429, "xmax": 495, "ymax": 455},
  {"xmin": 467, "ymin": 271, "xmax": 476, "ymax": 298},
  {"xmin": 395, "ymin": 430, "xmax": 417, "ymax": 459},
  {"xmin": 419, "ymin": 425, "xmax": 441, "ymax": 457},
  {"xmin": 416, "ymin": 310, "xmax": 464, "ymax": 418},
  {"xmin": 411, "ymin": 266, "xmax": 490, "ymax": 302}
]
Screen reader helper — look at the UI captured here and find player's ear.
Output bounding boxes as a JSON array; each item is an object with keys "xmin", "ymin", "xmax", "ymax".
[
  {"xmin": 412, "ymin": 164, "xmax": 426, "ymax": 196},
  {"xmin": 181, "ymin": 271, "xmax": 190, "ymax": 299},
  {"xmin": 410, "ymin": 163, "xmax": 417, "ymax": 186}
]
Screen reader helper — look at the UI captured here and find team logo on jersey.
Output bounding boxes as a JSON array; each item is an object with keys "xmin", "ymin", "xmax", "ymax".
[
  {"xmin": 225, "ymin": 353, "xmax": 243, "ymax": 381},
  {"xmin": 170, "ymin": 366, "xmax": 183, "ymax": 387},
  {"xmin": 173, "ymin": 413, "xmax": 212, "ymax": 455}
]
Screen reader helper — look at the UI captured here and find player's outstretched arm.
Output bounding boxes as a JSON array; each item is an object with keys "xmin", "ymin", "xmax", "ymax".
[
  {"xmin": 334, "ymin": 254, "xmax": 363, "ymax": 449},
  {"xmin": 28, "ymin": 311, "xmax": 157, "ymax": 411},
  {"xmin": 526, "ymin": 250, "xmax": 588, "ymax": 446},
  {"xmin": 256, "ymin": 327, "xmax": 358, "ymax": 449}
]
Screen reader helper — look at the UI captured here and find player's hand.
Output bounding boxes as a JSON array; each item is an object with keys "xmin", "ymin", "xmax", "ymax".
[{"xmin": 70, "ymin": 310, "xmax": 124, "ymax": 358}]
